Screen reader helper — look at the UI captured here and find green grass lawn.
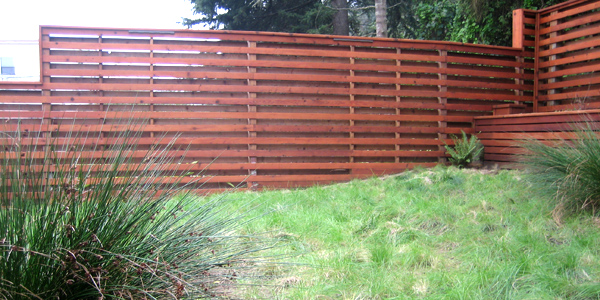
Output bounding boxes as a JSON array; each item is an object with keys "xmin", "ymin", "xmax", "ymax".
[{"xmin": 218, "ymin": 166, "xmax": 600, "ymax": 299}]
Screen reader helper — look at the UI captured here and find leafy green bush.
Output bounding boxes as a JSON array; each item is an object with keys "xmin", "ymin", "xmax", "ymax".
[
  {"xmin": 521, "ymin": 121, "xmax": 600, "ymax": 213},
  {"xmin": 0, "ymin": 121, "xmax": 277, "ymax": 299},
  {"xmin": 444, "ymin": 131, "xmax": 484, "ymax": 168}
]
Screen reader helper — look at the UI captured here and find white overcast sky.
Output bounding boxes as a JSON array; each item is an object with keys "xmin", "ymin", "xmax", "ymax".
[{"xmin": 0, "ymin": 0, "xmax": 204, "ymax": 40}]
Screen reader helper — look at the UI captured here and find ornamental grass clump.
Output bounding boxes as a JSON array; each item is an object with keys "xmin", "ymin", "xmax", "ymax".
[
  {"xmin": 0, "ymin": 120, "xmax": 278, "ymax": 299},
  {"xmin": 521, "ymin": 121, "xmax": 600, "ymax": 214}
]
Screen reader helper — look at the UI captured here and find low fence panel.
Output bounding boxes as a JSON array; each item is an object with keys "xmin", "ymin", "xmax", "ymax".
[{"xmin": 474, "ymin": 109, "xmax": 600, "ymax": 167}]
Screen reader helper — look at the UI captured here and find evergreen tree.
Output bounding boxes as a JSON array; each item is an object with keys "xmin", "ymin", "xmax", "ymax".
[
  {"xmin": 184, "ymin": 0, "xmax": 568, "ymax": 46},
  {"xmin": 183, "ymin": 0, "xmax": 334, "ymax": 34},
  {"xmin": 411, "ymin": 0, "xmax": 566, "ymax": 46}
]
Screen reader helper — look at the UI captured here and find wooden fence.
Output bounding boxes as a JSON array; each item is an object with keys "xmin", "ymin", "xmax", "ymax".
[
  {"xmin": 514, "ymin": 0, "xmax": 600, "ymax": 112},
  {"xmin": 479, "ymin": 0, "xmax": 600, "ymax": 167},
  {"xmin": 475, "ymin": 109, "xmax": 600, "ymax": 168},
  {"xmin": 1, "ymin": 0, "xmax": 600, "ymax": 192},
  {"xmin": 0, "ymin": 26, "xmax": 532, "ymax": 192}
]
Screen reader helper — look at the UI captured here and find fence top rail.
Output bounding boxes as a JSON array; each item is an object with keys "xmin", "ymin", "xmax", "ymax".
[
  {"xmin": 475, "ymin": 109, "xmax": 600, "ymax": 120},
  {"xmin": 40, "ymin": 25, "xmax": 522, "ymax": 52},
  {"xmin": 537, "ymin": 0, "xmax": 592, "ymax": 14}
]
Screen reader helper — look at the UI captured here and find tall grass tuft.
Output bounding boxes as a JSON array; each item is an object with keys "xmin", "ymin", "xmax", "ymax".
[
  {"xmin": 521, "ymin": 120, "xmax": 600, "ymax": 214},
  {"xmin": 0, "ymin": 120, "xmax": 278, "ymax": 299}
]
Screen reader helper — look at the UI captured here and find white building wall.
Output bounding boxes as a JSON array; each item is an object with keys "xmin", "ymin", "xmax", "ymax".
[{"xmin": 0, "ymin": 40, "xmax": 40, "ymax": 82}]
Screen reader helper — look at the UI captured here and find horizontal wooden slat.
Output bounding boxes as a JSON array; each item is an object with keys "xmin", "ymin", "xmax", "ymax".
[
  {"xmin": 39, "ymin": 26, "xmax": 525, "ymax": 55},
  {"xmin": 0, "ymin": 137, "xmax": 451, "ymax": 146},
  {"xmin": 50, "ymin": 55, "xmax": 532, "ymax": 71},
  {"xmin": 42, "ymin": 40, "xmax": 524, "ymax": 64},
  {"xmin": 538, "ymin": 48, "xmax": 600, "ymax": 69},
  {"xmin": 476, "ymin": 122, "xmax": 575, "ymax": 133},
  {"xmin": 474, "ymin": 109, "xmax": 600, "ymax": 124},
  {"xmin": 536, "ymin": 102, "xmax": 600, "ymax": 112},
  {"xmin": 42, "ymin": 68, "xmax": 527, "ymax": 91},
  {"xmin": 0, "ymin": 96, "xmax": 498, "ymax": 112},
  {"xmin": 538, "ymin": 62, "xmax": 600, "ymax": 80},
  {"xmin": 539, "ymin": 36, "xmax": 600, "ymax": 58},
  {"xmin": 538, "ymin": 88, "xmax": 600, "ymax": 102},
  {"xmin": 539, "ymin": 0, "xmax": 600, "ymax": 24},
  {"xmin": 478, "ymin": 132, "xmax": 583, "ymax": 140},
  {"xmin": 1, "ymin": 124, "xmax": 473, "ymax": 136},
  {"xmin": 0, "ymin": 111, "xmax": 474, "ymax": 123},
  {"xmin": 540, "ymin": 76, "xmax": 600, "ymax": 91}
]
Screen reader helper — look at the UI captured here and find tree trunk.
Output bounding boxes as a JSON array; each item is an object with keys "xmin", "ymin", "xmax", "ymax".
[
  {"xmin": 332, "ymin": 0, "xmax": 349, "ymax": 35},
  {"xmin": 375, "ymin": 0, "xmax": 387, "ymax": 37}
]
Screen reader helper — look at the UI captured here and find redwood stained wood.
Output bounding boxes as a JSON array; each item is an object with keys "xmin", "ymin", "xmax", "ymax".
[
  {"xmin": 42, "ymin": 41, "xmax": 522, "ymax": 63},
  {"xmin": 43, "ymin": 54, "xmax": 531, "ymax": 70},
  {"xmin": 539, "ymin": 0, "xmax": 600, "ymax": 23},
  {"xmin": 474, "ymin": 109, "xmax": 600, "ymax": 166},
  {"xmin": 0, "ymin": 149, "xmax": 445, "ymax": 160},
  {"xmin": 513, "ymin": 9, "xmax": 525, "ymax": 48},
  {"xmin": 538, "ymin": 63, "xmax": 600, "ymax": 80},
  {"xmin": 476, "ymin": 123, "xmax": 575, "ymax": 132},
  {"xmin": 3, "ymin": 162, "xmax": 444, "ymax": 173},
  {"xmin": 0, "ymin": 137, "xmax": 451, "ymax": 146},
  {"xmin": 478, "ymin": 132, "xmax": 581, "ymax": 140},
  {"xmin": 39, "ymin": 26, "xmax": 522, "ymax": 54},
  {"xmin": 540, "ymin": 75, "xmax": 600, "ymax": 90},
  {"xmin": 539, "ymin": 88, "xmax": 600, "ymax": 102},
  {"xmin": 42, "ymin": 68, "xmax": 528, "ymax": 90},
  {"xmin": 474, "ymin": 113, "xmax": 600, "ymax": 126},
  {"xmin": 537, "ymin": 102, "xmax": 600, "ymax": 111},
  {"xmin": 0, "ymin": 124, "xmax": 472, "ymax": 135},
  {"xmin": 538, "ymin": 10, "xmax": 600, "ymax": 36},
  {"xmin": 0, "ymin": 111, "xmax": 474, "ymax": 123},
  {"xmin": 0, "ymin": 95, "xmax": 496, "ymax": 112},
  {"xmin": 538, "ymin": 49, "xmax": 600, "ymax": 68},
  {"xmin": 539, "ymin": 36, "xmax": 600, "ymax": 57},
  {"xmin": 5, "ymin": 7, "xmax": 600, "ymax": 192}
]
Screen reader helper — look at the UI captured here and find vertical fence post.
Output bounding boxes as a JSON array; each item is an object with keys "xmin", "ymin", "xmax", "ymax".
[
  {"xmin": 149, "ymin": 36, "xmax": 156, "ymax": 138},
  {"xmin": 98, "ymin": 35, "xmax": 108, "ymax": 155},
  {"xmin": 395, "ymin": 48, "xmax": 402, "ymax": 164},
  {"xmin": 513, "ymin": 9, "xmax": 525, "ymax": 106},
  {"xmin": 98, "ymin": 35, "xmax": 104, "ymax": 125},
  {"xmin": 533, "ymin": 12, "xmax": 541, "ymax": 112},
  {"xmin": 512, "ymin": 9, "xmax": 525, "ymax": 49},
  {"xmin": 547, "ymin": 11, "xmax": 560, "ymax": 107},
  {"xmin": 41, "ymin": 32, "xmax": 52, "ymax": 149},
  {"xmin": 247, "ymin": 41, "xmax": 258, "ymax": 190},
  {"xmin": 514, "ymin": 55, "xmax": 524, "ymax": 105},
  {"xmin": 437, "ymin": 50, "xmax": 448, "ymax": 164},
  {"xmin": 349, "ymin": 45, "xmax": 356, "ymax": 171}
]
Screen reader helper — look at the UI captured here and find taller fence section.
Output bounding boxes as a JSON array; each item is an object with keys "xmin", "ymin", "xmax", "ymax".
[
  {"xmin": 0, "ymin": 26, "xmax": 531, "ymax": 192},
  {"xmin": 478, "ymin": 0, "xmax": 600, "ymax": 168},
  {"xmin": 515, "ymin": 0, "xmax": 600, "ymax": 112}
]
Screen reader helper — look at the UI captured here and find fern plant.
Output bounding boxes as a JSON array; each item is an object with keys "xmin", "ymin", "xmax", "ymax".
[{"xmin": 444, "ymin": 131, "xmax": 484, "ymax": 168}]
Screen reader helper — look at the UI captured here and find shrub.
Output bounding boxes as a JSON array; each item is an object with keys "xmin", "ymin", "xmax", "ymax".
[
  {"xmin": 444, "ymin": 131, "xmax": 484, "ymax": 168},
  {"xmin": 521, "ymin": 121, "xmax": 600, "ymax": 213},
  {"xmin": 0, "ymin": 121, "xmax": 278, "ymax": 299}
]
